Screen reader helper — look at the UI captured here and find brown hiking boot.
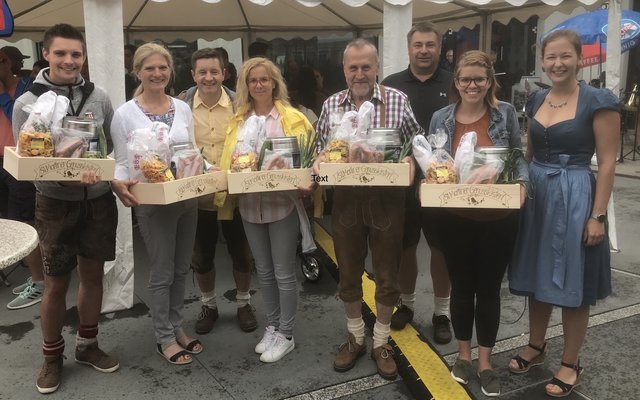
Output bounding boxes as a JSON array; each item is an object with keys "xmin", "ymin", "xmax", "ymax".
[
  {"xmin": 75, "ymin": 342, "xmax": 119, "ymax": 373},
  {"xmin": 237, "ymin": 304, "xmax": 258, "ymax": 332},
  {"xmin": 195, "ymin": 305, "xmax": 219, "ymax": 334},
  {"xmin": 36, "ymin": 356, "xmax": 63, "ymax": 394},
  {"xmin": 334, "ymin": 333, "xmax": 366, "ymax": 372},
  {"xmin": 371, "ymin": 344, "xmax": 397, "ymax": 380},
  {"xmin": 390, "ymin": 305, "xmax": 414, "ymax": 330}
]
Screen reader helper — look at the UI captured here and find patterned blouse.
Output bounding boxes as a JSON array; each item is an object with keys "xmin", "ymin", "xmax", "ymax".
[{"xmin": 135, "ymin": 96, "xmax": 176, "ymax": 128}]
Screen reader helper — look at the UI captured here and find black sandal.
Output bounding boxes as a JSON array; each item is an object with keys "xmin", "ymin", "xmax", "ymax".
[
  {"xmin": 178, "ymin": 338, "xmax": 203, "ymax": 355},
  {"xmin": 156, "ymin": 344, "xmax": 193, "ymax": 365},
  {"xmin": 509, "ymin": 342, "xmax": 546, "ymax": 374},
  {"xmin": 545, "ymin": 360, "xmax": 584, "ymax": 398}
]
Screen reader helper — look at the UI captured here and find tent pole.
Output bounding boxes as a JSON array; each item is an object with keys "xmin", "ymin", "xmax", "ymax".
[
  {"xmin": 382, "ymin": 1, "xmax": 411, "ymax": 79},
  {"xmin": 82, "ymin": 0, "xmax": 135, "ymax": 313}
]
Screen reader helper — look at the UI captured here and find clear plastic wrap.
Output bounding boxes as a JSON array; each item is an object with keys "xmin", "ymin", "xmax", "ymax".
[
  {"xmin": 348, "ymin": 138, "xmax": 384, "ymax": 163},
  {"xmin": 141, "ymin": 152, "xmax": 174, "ymax": 183},
  {"xmin": 425, "ymin": 129, "xmax": 458, "ymax": 184},
  {"xmin": 173, "ymin": 149, "xmax": 204, "ymax": 179},
  {"xmin": 231, "ymin": 115, "xmax": 265, "ymax": 172},
  {"xmin": 17, "ymin": 92, "xmax": 69, "ymax": 157},
  {"xmin": 52, "ymin": 127, "xmax": 94, "ymax": 158},
  {"xmin": 462, "ymin": 152, "xmax": 505, "ymax": 184},
  {"xmin": 324, "ymin": 110, "xmax": 356, "ymax": 163},
  {"xmin": 127, "ymin": 122, "xmax": 172, "ymax": 182},
  {"xmin": 261, "ymin": 149, "xmax": 293, "ymax": 171}
]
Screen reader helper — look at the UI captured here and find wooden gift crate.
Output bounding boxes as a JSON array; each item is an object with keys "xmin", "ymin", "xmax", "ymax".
[
  {"xmin": 318, "ymin": 162, "xmax": 410, "ymax": 186},
  {"xmin": 420, "ymin": 183, "xmax": 521, "ymax": 209},
  {"xmin": 3, "ymin": 146, "xmax": 115, "ymax": 181},
  {"xmin": 130, "ymin": 170, "xmax": 227, "ymax": 205},
  {"xmin": 227, "ymin": 168, "xmax": 312, "ymax": 194}
]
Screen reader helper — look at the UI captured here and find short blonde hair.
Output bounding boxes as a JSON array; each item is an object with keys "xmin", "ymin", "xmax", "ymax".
[
  {"xmin": 450, "ymin": 50, "xmax": 499, "ymax": 109},
  {"xmin": 132, "ymin": 42, "xmax": 174, "ymax": 97},
  {"xmin": 235, "ymin": 57, "xmax": 289, "ymax": 116}
]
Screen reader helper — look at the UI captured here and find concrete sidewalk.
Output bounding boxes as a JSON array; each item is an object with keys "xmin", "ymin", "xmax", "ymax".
[{"xmin": 1, "ymin": 160, "xmax": 639, "ymax": 399}]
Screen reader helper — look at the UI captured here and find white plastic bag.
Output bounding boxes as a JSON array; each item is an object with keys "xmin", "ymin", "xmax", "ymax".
[
  {"xmin": 101, "ymin": 198, "xmax": 134, "ymax": 313},
  {"xmin": 454, "ymin": 131, "xmax": 477, "ymax": 183},
  {"xmin": 412, "ymin": 135, "xmax": 433, "ymax": 175}
]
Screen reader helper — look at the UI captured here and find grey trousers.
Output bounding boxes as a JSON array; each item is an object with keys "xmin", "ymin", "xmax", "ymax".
[
  {"xmin": 242, "ymin": 210, "xmax": 299, "ymax": 337},
  {"xmin": 136, "ymin": 199, "xmax": 198, "ymax": 344}
]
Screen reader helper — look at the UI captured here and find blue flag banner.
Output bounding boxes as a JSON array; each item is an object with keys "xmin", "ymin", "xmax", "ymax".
[{"xmin": 0, "ymin": 0, "xmax": 14, "ymax": 37}]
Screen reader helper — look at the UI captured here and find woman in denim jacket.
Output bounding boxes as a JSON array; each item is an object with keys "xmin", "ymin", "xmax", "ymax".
[{"xmin": 426, "ymin": 50, "xmax": 528, "ymax": 397}]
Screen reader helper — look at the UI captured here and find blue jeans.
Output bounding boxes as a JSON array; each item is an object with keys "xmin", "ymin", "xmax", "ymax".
[{"xmin": 242, "ymin": 211, "xmax": 299, "ymax": 337}]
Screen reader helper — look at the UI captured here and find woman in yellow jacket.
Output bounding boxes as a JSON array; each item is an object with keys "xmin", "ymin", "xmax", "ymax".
[{"xmin": 216, "ymin": 57, "xmax": 314, "ymax": 363}]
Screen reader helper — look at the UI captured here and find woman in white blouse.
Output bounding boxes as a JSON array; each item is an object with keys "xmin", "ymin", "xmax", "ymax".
[{"xmin": 111, "ymin": 43, "xmax": 202, "ymax": 365}]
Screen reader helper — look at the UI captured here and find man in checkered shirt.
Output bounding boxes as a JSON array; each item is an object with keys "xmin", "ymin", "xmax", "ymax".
[{"xmin": 314, "ymin": 38, "xmax": 423, "ymax": 381}]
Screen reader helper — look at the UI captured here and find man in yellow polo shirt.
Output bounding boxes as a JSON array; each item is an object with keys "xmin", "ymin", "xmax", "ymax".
[{"xmin": 184, "ymin": 48, "xmax": 256, "ymax": 334}]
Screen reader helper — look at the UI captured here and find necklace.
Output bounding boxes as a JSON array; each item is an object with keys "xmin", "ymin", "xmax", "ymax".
[{"xmin": 547, "ymin": 84, "xmax": 579, "ymax": 109}]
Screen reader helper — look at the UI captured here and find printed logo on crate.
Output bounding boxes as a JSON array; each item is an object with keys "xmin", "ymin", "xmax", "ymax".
[
  {"xmin": 239, "ymin": 171, "xmax": 303, "ymax": 192},
  {"xmin": 438, "ymin": 185, "xmax": 515, "ymax": 208},
  {"xmin": 332, "ymin": 164, "xmax": 399, "ymax": 184},
  {"xmin": 175, "ymin": 175, "xmax": 221, "ymax": 199},
  {"xmin": 34, "ymin": 159, "xmax": 105, "ymax": 180}
]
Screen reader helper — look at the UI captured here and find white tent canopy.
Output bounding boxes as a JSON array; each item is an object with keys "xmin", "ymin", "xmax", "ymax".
[
  {"xmin": 10, "ymin": 0, "xmax": 607, "ymax": 85},
  {"xmin": 12, "ymin": 0, "xmax": 601, "ymax": 42}
]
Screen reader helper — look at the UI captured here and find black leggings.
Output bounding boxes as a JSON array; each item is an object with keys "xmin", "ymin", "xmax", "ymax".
[{"xmin": 437, "ymin": 211, "xmax": 519, "ymax": 347}]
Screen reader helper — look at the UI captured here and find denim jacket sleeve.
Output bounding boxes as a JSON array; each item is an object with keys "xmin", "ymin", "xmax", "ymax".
[{"xmin": 500, "ymin": 102, "xmax": 529, "ymax": 183}]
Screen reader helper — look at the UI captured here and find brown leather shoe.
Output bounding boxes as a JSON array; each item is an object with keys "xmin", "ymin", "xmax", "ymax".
[
  {"xmin": 195, "ymin": 305, "xmax": 219, "ymax": 334},
  {"xmin": 37, "ymin": 355, "xmax": 63, "ymax": 394},
  {"xmin": 390, "ymin": 305, "xmax": 414, "ymax": 330},
  {"xmin": 333, "ymin": 333, "xmax": 366, "ymax": 372},
  {"xmin": 371, "ymin": 344, "xmax": 397, "ymax": 380},
  {"xmin": 237, "ymin": 304, "xmax": 258, "ymax": 332}
]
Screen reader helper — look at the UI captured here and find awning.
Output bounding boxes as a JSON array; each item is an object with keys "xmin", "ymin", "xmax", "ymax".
[{"xmin": 11, "ymin": 0, "xmax": 603, "ymax": 42}]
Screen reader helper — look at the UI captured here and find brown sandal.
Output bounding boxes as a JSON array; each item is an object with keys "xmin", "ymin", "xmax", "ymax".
[{"xmin": 509, "ymin": 342, "xmax": 546, "ymax": 374}]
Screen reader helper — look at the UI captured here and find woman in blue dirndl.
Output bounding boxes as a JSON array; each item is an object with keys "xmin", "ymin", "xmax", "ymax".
[{"xmin": 508, "ymin": 29, "xmax": 620, "ymax": 397}]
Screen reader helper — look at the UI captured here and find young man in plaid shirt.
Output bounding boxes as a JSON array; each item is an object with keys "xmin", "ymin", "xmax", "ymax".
[{"xmin": 314, "ymin": 38, "xmax": 422, "ymax": 380}]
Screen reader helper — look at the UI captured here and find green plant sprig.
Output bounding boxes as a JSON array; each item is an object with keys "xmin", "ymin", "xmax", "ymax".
[{"xmin": 298, "ymin": 129, "xmax": 318, "ymax": 168}]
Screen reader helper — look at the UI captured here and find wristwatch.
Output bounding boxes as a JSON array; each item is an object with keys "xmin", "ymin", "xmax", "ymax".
[{"xmin": 591, "ymin": 213, "xmax": 606, "ymax": 223}]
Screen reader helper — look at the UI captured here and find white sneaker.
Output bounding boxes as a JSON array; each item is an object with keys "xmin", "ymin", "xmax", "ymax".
[
  {"xmin": 259, "ymin": 332, "xmax": 294, "ymax": 363},
  {"xmin": 254, "ymin": 326, "xmax": 277, "ymax": 354}
]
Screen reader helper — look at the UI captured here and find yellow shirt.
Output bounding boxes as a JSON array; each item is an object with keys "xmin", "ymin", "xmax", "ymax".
[{"xmin": 192, "ymin": 88, "xmax": 233, "ymax": 210}]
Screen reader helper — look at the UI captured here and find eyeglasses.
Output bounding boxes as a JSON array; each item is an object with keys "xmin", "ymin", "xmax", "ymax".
[
  {"xmin": 248, "ymin": 77, "xmax": 272, "ymax": 87},
  {"xmin": 456, "ymin": 76, "xmax": 489, "ymax": 87}
]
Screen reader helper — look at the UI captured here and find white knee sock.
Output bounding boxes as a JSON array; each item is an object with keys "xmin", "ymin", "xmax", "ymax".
[
  {"xmin": 76, "ymin": 333, "xmax": 97, "ymax": 350},
  {"xmin": 434, "ymin": 295, "xmax": 450, "ymax": 317},
  {"xmin": 400, "ymin": 293, "xmax": 416, "ymax": 310},
  {"xmin": 346, "ymin": 317, "xmax": 365, "ymax": 345},
  {"xmin": 201, "ymin": 290, "xmax": 217, "ymax": 309},
  {"xmin": 236, "ymin": 290, "xmax": 251, "ymax": 308},
  {"xmin": 373, "ymin": 321, "xmax": 391, "ymax": 349}
]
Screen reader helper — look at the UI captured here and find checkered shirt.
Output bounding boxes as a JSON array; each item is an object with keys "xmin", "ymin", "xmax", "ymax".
[{"xmin": 316, "ymin": 83, "xmax": 424, "ymax": 148}]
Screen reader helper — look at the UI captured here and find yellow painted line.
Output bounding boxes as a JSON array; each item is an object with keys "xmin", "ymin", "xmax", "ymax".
[{"xmin": 314, "ymin": 224, "xmax": 471, "ymax": 400}]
